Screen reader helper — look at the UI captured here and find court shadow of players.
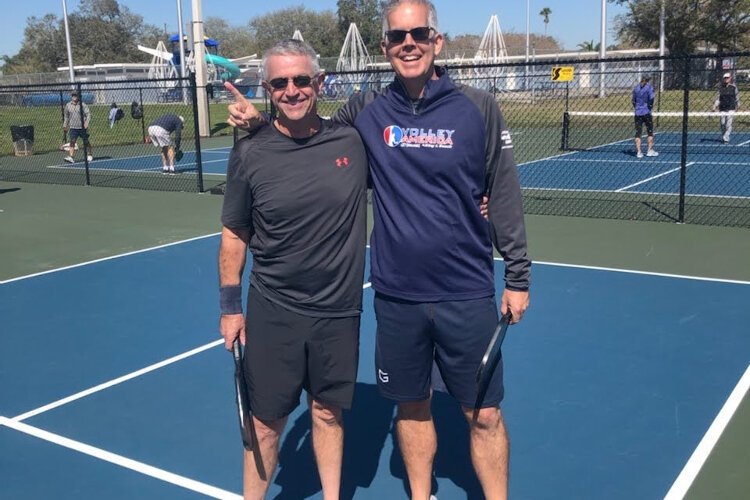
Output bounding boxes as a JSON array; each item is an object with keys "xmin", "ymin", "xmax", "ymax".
[
  {"xmin": 0, "ymin": 187, "xmax": 21, "ymax": 195},
  {"xmin": 211, "ymin": 122, "xmax": 230, "ymax": 135},
  {"xmin": 273, "ymin": 383, "xmax": 395, "ymax": 500},
  {"xmin": 388, "ymin": 390, "xmax": 483, "ymax": 499}
]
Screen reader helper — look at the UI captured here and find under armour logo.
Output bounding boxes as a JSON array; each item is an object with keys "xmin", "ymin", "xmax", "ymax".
[
  {"xmin": 335, "ymin": 156, "xmax": 350, "ymax": 168},
  {"xmin": 378, "ymin": 369, "xmax": 389, "ymax": 383}
]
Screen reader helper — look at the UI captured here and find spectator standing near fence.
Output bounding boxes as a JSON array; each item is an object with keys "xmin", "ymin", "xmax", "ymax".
[
  {"xmin": 632, "ymin": 76, "xmax": 658, "ymax": 159},
  {"xmin": 147, "ymin": 114, "xmax": 184, "ymax": 174},
  {"xmin": 62, "ymin": 91, "xmax": 93, "ymax": 164},
  {"xmin": 713, "ymin": 72, "xmax": 740, "ymax": 144}
]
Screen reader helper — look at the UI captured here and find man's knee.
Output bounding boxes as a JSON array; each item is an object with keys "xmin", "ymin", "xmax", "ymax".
[
  {"xmin": 397, "ymin": 399, "xmax": 432, "ymax": 422},
  {"xmin": 465, "ymin": 406, "xmax": 504, "ymax": 432},
  {"xmin": 310, "ymin": 399, "xmax": 342, "ymax": 427}
]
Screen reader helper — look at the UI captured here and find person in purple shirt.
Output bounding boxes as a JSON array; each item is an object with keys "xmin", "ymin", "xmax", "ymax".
[{"xmin": 632, "ymin": 75, "xmax": 659, "ymax": 158}]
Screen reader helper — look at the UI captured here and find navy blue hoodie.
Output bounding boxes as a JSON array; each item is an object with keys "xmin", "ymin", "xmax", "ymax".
[{"xmin": 334, "ymin": 68, "xmax": 531, "ymax": 301}]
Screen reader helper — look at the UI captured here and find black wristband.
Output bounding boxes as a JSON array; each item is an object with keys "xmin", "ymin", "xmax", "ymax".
[{"xmin": 220, "ymin": 285, "xmax": 243, "ymax": 315}]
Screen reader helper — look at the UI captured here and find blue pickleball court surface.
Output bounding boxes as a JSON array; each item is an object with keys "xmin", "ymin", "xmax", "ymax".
[{"xmin": 2, "ymin": 236, "xmax": 749, "ymax": 499}]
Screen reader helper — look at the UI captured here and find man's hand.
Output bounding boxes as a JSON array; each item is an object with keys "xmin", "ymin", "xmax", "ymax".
[
  {"xmin": 220, "ymin": 313, "xmax": 245, "ymax": 350},
  {"xmin": 225, "ymin": 81, "xmax": 265, "ymax": 131},
  {"xmin": 500, "ymin": 288, "xmax": 529, "ymax": 324},
  {"xmin": 480, "ymin": 195, "xmax": 489, "ymax": 219}
]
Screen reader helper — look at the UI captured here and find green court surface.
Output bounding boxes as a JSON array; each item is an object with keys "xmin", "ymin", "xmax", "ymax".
[{"xmin": 1, "ymin": 179, "xmax": 748, "ymax": 498}]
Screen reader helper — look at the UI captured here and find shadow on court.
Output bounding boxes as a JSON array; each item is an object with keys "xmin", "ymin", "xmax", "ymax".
[
  {"xmin": 271, "ymin": 383, "xmax": 485, "ymax": 499},
  {"xmin": 273, "ymin": 383, "xmax": 395, "ymax": 499}
]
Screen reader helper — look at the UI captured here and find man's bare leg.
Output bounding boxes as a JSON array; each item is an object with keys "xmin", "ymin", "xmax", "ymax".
[
  {"xmin": 243, "ymin": 415, "xmax": 287, "ymax": 500},
  {"xmin": 309, "ymin": 396, "xmax": 344, "ymax": 500},
  {"xmin": 396, "ymin": 399, "xmax": 436, "ymax": 500},
  {"xmin": 463, "ymin": 406, "xmax": 509, "ymax": 500}
]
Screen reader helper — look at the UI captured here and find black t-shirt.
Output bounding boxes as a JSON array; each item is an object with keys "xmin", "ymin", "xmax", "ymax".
[{"xmin": 221, "ymin": 119, "xmax": 368, "ymax": 317}]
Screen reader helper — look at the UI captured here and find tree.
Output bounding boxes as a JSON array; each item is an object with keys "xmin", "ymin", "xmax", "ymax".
[
  {"xmin": 249, "ymin": 7, "xmax": 340, "ymax": 57},
  {"xmin": 577, "ymin": 40, "xmax": 600, "ymax": 52},
  {"xmin": 610, "ymin": 0, "xmax": 750, "ymax": 55},
  {"xmin": 1, "ymin": 0, "xmax": 161, "ymax": 74},
  {"xmin": 204, "ymin": 17, "xmax": 257, "ymax": 59},
  {"xmin": 539, "ymin": 7, "xmax": 552, "ymax": 35},
  {"xmin": 336, "ymin": 0, "xmax": 384, "ymax": 54}
]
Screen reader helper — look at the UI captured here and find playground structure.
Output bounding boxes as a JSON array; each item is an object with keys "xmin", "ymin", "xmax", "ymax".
[{"xmin": 325, "ymin": 23, "xmax": 372, "ymax": 99}]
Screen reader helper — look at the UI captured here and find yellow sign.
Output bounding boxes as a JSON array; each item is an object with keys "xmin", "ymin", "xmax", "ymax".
[{"xmin": 551, "ymin": 66, "xmax": 574, "ymax": 82}]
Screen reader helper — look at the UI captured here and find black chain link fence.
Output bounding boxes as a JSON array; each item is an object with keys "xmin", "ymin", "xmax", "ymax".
[
  {"xmin": 3, "ymin": 53, "xmax": 748, "ymax": 227},
  {"xmin": 0, "ymin": 75, "xmax": 216, "ymax": 192},
  {"xmin": 310, "ymin": 52, "xmax": 750, "ymax": 228}
]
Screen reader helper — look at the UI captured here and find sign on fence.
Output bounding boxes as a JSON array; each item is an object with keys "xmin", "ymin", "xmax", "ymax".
[{"xmin": 551, "ymin": 66, "xmax": 574, "ymax": 82}]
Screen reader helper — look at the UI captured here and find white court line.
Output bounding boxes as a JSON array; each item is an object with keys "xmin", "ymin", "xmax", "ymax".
[
  {"xmin": 736, "ymin": 139, "xmax": 750, "ymax": 146},
  {"xmin": 664, "ymin": 364, "xmax": 750, "ymax": 500},
  {"xmin": 524, "ymin": 186, "xmax": 750, "ymax": 200},
  {"xmin": 0, "ymin": 417, "xmax": 241, "ymax": 500},
  {"xmin": 0, "ymin": 233, "xmax": 220, "ymax": 285},
  {"xmin": 615, "ymin": 163, "xmax": 693, "ymax": 192},
  {"xmin": 11, "ymin": 339, "xmax": 225, "ymax": 422},
  {"xmin": 11, "ymin": 282, "xmax": 373, "ymax": 421},
  {"xmin": 502, "ymin": 258, "xmax": 750, "ymax": 286},
  {"xmin": 47, "ymin": 158, "xmax": 228, "ymax": 173}
]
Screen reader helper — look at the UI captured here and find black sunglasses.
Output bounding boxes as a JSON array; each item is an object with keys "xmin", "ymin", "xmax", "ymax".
[
  {"xmin": 385, "ymin": 26, "xmax": 434, "ymax": 44},
  {"xmin": 266, "ymin": 75, "xmax": 315, "ymax": 91}
]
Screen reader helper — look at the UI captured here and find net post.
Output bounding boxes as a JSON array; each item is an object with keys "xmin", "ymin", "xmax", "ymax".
[
  {"xmin": 678, "ymin": 57, "xmax": 690, "ymax": 223},
  {"xmin": 190, "ymin": 72, "xmax": 205, "ymax": 193},
  {"xmin": 561, "ymin": 111, "xmax": 570, "ymax": 150}
]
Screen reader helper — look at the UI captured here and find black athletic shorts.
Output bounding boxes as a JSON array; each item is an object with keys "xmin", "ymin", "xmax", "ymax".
[
  {"xmin": 244, "ymin": 287, "xmax": 360, "ymax": 421},
  {"xmin": 374, "ymin": 292, "xmax": 503, "ymax": 408},
  {"xmin": 69, "ymin": 128, "xmax": 91, "ymax": 145},
  {"xmin": 634, "ymin": 113, "xmax": 654, "ymax": 136}
]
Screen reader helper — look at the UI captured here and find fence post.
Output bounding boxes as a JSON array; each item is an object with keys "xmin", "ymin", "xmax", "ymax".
[
  {"xmin": 78, "ymin": 82, "xmax": 91, "ymax": 186},
  {"xmin": 190, "ymin": 73, "xmax": 204, "ymax": 192},
  {"xmin": 678, "ymin": 57, "xmax": 690, "ymax": 223},
  {"xmin": 138, "ymin": 88, "xmax": 146, "ymax": 143}
]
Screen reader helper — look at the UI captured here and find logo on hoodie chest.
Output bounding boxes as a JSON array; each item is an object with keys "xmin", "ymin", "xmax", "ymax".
[{"xmin": 383, "ymin": 125, "xmax": 455, "ymax": 149}]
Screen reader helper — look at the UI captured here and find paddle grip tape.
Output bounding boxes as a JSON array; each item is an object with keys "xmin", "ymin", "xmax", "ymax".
[{"xmin": 220, "ymin": 286, "xmax": 243, "ymax": 315}]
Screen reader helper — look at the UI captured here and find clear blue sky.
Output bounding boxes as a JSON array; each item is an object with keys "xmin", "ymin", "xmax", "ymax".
[{"xmin": 0, "ymin": 0, "xmax": 628, "ymax": 60}]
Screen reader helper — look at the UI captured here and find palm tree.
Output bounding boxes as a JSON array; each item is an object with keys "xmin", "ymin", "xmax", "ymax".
[
  {"xmin": 577, "ymin": 40, "xmax": 600, "ymax": 52},
  {"xmin": 539, "ymin": 7, "xmax": 552, "ymax": 35}
]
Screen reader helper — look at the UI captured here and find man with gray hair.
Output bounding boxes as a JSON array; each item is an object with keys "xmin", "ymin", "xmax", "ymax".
[
  {"xmin": 219, "ymin": 39, "xmax": 368, "ymax": 499},
  {"xmin": 227, "ymin": 2, "xmax": 530, "ymax": 498}
]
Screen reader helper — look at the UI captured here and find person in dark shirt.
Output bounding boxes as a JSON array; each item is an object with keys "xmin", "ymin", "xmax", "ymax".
[
  {"xmin": 713, "ymin": 72, "xmax": 740, "ymax": 143},
  {"xmin": 226, "ymin": 2, "xmax": 530, "ymax": 498},
  {"xmin": 218, "ymin": 39, "xmax": 368, "ymax": 499},
  {"xmin": 147, "ymin": 113, "xmax": 183, "ymax": 174}
]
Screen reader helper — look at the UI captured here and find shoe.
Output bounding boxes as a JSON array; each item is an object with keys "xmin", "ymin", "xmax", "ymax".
[
  {"xmin": 87, "ymin": 155, "xmax": 93, "ymax": 162},
  {"xmin": 162, "ymin": 168, "xmax": 169, "ymax": 174},
  {"xmin": 64, "ymin": 156, "xmax": 74, "ymax": 163},
  {"xmin": 646, "ymin": 149, "xmax": 659, "ymax": 157},
  {"xmin": 636, "ymin": 151, "xmax": 643, "ymax": 158},
  {"xmin": 723, "ymin": 139, "xmax": 730, "ymax": 144},
  {"xmin": 168, "ymin": 168, "xmax": 176, "ymax": 175}
]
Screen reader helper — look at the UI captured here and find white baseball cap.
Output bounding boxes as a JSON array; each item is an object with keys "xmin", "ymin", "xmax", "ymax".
[{"xmin": 723, "ymin": 72, "xmax": 732, "ymax": 78}]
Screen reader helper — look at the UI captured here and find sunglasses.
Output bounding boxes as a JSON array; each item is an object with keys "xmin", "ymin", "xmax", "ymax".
[
  {"xmin": 385, "ymin": 26, "xmax": 434, "ymax": 44},
  {"xmin": 266, "ymin": 75, "xmax": 315, "ymax": 91}
]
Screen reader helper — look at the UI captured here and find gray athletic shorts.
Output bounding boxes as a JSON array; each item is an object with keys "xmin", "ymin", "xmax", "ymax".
[{"xmin": 244, "ymin": 288, "xmax": 360, "ymax": 420}]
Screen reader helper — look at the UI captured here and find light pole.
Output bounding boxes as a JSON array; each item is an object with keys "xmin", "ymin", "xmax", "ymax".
[
  {"xmin": 61, "ymin": 0, "xmax": 75, "ymax": 82},
  {"xmin": 599, "ymin": 0, "xmax": 606, "ymax": 98},
  {"xmin": 525, "ymin": 0, "xmax": 530, "ymax": 91},
  {"xmin": 191, "ymin": 0, "xmax": 210, "ymax": 137}
]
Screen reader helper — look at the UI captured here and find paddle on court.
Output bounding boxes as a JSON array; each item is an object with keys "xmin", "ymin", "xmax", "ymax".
[
  {"xmin": 474, "ymin": 312, "xmax": 512, "ymax": 410},
  {"xmin": 232, "ymin": 339, "xmax": 266, "ymax": 480}
]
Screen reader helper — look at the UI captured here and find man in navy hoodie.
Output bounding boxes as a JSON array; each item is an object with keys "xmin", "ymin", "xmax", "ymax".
[{"xmin": 226, "ymin": 2, "xmax": 530, "ymax": 498}]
